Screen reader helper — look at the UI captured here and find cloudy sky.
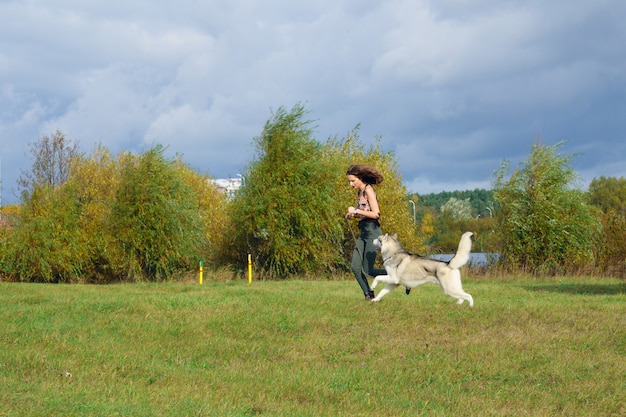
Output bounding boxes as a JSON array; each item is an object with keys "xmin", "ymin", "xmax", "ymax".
[{"xmin": 2, "ymin": 0, "xmax": 626, "ymax": 205}]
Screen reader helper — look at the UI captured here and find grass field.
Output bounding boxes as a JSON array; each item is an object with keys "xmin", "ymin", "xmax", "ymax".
[{"xmin": 0, "ymin": 276, "xmax": 624, "ymax": 416}]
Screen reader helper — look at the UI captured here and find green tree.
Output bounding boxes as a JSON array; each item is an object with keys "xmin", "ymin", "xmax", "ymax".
[
  {"xmin": 588, "ymin": 176, "xmax": 626, "ymax": 276},
  {"xmin": 420, "ymin": 211, "xmax": 435, "ymax": 241},
  {"xmin": 1, "ymin": 184, "xmax": 85, "ymax": 282},
  {"xmin": 228, "ymin": 105, "xmax": 420, "ymax": 277},
  {"xmin": 64, "ymin": 144, "xmax": 122, "ymax": 282},
  {"xmin": 110, "ymin": 145, "xmax": 207, "ymax": 281},
  {"xmin": 414, "ymin": 189, "xmax": 494, "ymax": 218},
  {"xmin": 435, "ymin": 197, "xmax": 477, "ymax": 253},
  {"xmin": 409, "ymin": 189, "xmax": 498, "ymax": 253},
  {"xmin": 356, "ymin": 140, "xmax": 422, "ymax": 249},
  {"xmin": 326, "ymin": 126, "xmax": 423, "ymax": 265},
  {"xmin": 229, "ymin": 104, "xmax": 344, "ymax": 277},
  {"xmin": 174, "ymin": 160, "xmax": 231, "ymax": 269},
  {"xmin": 1, "ymin": 142, "xmax": 226, "ymax": 283},
  {"xmin": 588, "ymin": 176, "xmax": 626, "ymax": 212},
  {"xmin": 2, "ymin": 132, "xmax": 85, "ymax": 282},
  {"xmin": 493, "ymin": 141, "xmax": 599, "ymax": 274}
]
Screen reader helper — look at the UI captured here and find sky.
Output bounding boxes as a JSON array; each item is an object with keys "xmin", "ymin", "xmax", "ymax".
[{"xmin": 2, "ymin": 0, "xmax": 626, "ymax": 205}]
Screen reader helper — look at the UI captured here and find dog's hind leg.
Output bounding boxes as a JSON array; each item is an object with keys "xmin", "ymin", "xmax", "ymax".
[
  {"xmin": 446, "ymin": 283, "xmax": 473, "ymax": 306},
  {"xmin": 439, "ymin": 270, "xmax": 474, "ymax": 307}
]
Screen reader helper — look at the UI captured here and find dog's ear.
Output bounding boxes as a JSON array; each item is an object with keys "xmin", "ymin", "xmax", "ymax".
[{"xmin": 392, "ymin": 233, "xmax": 398, "ymax": 239}]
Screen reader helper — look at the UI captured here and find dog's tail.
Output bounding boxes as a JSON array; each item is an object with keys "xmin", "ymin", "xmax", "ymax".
[{"xmin": 447, "ymin": 232, "xmax": 473, "ymax": 269}]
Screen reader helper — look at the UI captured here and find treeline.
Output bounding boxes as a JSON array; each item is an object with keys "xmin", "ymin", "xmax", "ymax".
[
  {"xmin": 0, "ymin": 105, "xmax": 420, "ymax": 283},
  {"xmin": 410, "ymin": 189, "xmax": 497, "ymax": 255},
  {"xmin": 1, "ymin": 104, "xmax": 625, "ymax": 282},
  {"xmin": 413, "ymin": 189, "xmax": 495, "ymax": 219},
  {"xmin": 415, "ymin": 143, "xmax": 626, "ymax": 277}
]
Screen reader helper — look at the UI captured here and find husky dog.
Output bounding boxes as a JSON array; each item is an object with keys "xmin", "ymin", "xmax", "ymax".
[{"xmin": 371, "ymin": 232, "xmax": 474, "ymax": 306}]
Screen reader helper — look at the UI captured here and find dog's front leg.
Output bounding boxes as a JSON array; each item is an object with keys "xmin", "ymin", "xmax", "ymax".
[
  {"xmin": 372, "ymin": 283, "xmax": 398, "ymax": 302},
  {"xmin": 371, "ymin": 274, "xmax": 392, "ymax": 289}
]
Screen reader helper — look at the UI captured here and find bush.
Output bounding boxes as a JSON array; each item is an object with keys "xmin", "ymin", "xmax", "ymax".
[
  {"xmin": 110, "ymin": 146, "xmax": 208, "ymax": 281},
  {"xmin": 228, "ymin": 104, "xmax": 345, "ymax": 277},
  {"xmin": 493, "ymin": 141, "xmax": 599, "ymax": 274}
]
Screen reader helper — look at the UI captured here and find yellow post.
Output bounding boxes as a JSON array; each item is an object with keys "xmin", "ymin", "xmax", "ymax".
[
  {"xmin": 247, "ymin": 254, "xmax": 252, "ymax": 284},
  {"xmin": 199, "ymin": 261, "xmax": 203, "ymax": 285}
]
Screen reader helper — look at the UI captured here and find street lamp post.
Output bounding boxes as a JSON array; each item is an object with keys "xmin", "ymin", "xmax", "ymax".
[{"xmin": 408, "ymin": 200, "xmax": 416, "ymax": 222}]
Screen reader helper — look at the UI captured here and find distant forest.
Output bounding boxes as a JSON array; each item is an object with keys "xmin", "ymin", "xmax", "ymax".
[{"xmin": 410, "ymin": 189, "xmax": 495, "ymax": 220}]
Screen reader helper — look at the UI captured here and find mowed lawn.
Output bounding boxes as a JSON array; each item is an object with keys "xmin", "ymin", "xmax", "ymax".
[{"xmin": 0, "ymin": 276, "xmax": 624, "ymax": 417}]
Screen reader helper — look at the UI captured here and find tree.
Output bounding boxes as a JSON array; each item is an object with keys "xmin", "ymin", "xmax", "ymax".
[
  {"xmin": 326, "ymin": 126, "xmax": 423, "ymax": 266},
  {"xmin": 64, "ymin": 144, "xmax": 122, "ymax": 282},
  {"xmin": 18, "ymin": 130, "xmax": 82, "ymax": 200},
  {"xmin": 409, "ymin": 189, "xmax": 498, "ymax": 253},
  {"xmin": 588, "ymin": 176, "xmax": 626, "ymax": 212},
  {"xmin": 229, "ymin": 104, "xmax": 344, "ymax": 277},
  {"xmin": 173, "ymin": 159, "xmax": 231, "ymax": 268},
  {"xmin": 493, "ymin": 141, "xmax": 600, "ymax": 274},
  {"xmin": 414, "ymin": 189, "xmax": 494, "ymax": 216},
  {"xmin": 588, "ymin": 176, "xmax": 626, "ymax": 276},
  {"xmin": 110, "ymin": 145, "xmax": 207, "ymax": 281},
  {"xmin": 420, "ymin": 211, "xmax": 435, "ymax": 241},
  {"xmin": 1, "ymin": 141, "xmax": 229, "ymax": 283},
  {"xmin": 440, "ymin": 197, "xmax": 473, "ymax": 220},
  {"xmin": 228, "ymin": 104, "xmax": 420, "ymax": 278},
  {"xmin": 0, "ymin": 182, "xmax": 85, "ymax": 282},
  {"xmin": 3, "ymin": 131, "xmax": 85, "ymax": 282}
]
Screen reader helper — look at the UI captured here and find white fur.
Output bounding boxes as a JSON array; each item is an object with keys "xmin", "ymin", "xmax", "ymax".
[{"xmin": 371, "ymin": 232, "xmax": 474, "ymax": 306}]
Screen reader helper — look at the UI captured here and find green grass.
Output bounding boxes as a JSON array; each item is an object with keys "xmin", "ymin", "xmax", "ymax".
[{"xmin": 0, "ymin": 277, "xmax": 624, "ymax": 416}]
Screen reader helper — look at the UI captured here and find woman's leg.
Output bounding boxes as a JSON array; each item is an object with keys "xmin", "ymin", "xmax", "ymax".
[
  {"xmin": 363, "ymin": 245, "xmax": 387, "ymax": 277},
  {"xmin": 351, "ymin": 238, "xmax": 371, "ymax": 293},
  {"xmin": 360, "ymin": 222, "xmax": 386, "ymax": 277}
]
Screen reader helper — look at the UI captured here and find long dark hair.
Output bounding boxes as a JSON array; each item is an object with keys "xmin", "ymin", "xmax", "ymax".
[{"xmin": 346, "ymin": 164, "xmax": 384, "ymax": 185}]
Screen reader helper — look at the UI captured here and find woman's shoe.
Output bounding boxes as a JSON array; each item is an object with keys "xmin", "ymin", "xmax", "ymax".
[{"xmin": 364, "ymin": 290, "xmax": 375, "ymax": 300}]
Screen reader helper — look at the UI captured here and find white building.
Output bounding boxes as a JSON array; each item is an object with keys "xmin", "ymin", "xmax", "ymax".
[{"xmin": 209, "ymin": 178, "xmax": 243, "ymax": 198}]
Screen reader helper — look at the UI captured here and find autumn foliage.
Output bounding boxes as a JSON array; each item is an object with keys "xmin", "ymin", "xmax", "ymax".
[{"xmin": 1, "ymin": 116, "xmax": 625, "ymax": 282}]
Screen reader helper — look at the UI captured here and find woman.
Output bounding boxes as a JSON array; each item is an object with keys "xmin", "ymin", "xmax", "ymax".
[{"xmin": 345, "ymin": 164, "xmax": 387, "ymax": 300}]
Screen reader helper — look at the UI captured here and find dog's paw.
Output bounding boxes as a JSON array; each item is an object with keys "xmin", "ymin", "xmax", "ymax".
[
  {"xmin": 371, "ymin": 280, "xmax": 378, "ymax": 289},
  {"xmin": 371, "ymin": 297, "xmax": 381, "ymax": 302}
]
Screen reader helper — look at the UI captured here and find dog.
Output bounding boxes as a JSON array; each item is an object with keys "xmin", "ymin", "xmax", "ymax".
[{"xmin": 371, "ymin": 232, "xmax": 474, "ymax": 306}]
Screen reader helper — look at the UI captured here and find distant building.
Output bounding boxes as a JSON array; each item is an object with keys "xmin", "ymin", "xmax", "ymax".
[{"xmin": 209, "ymin": 178, "xmax": 243, "ymax": 198}]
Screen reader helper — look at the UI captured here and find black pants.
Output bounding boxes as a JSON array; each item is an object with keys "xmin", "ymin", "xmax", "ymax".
[{"xmin": 351, "ymin": 220, "xmax": 386, "ymax": 293}]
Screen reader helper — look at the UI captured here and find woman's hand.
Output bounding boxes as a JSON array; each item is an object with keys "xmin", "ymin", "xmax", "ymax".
[{"xmin": 346, "ymin": 206, "xmax": 357, "ymax": 219}]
